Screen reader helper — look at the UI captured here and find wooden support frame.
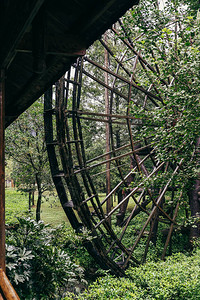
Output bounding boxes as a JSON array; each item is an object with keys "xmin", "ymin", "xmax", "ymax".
[
  {"xmin": 44, "ymin": 49, "xmax": 184, "ymax": 272},
  {"xmin": 0, "ymin": 0, "xmax": 45, "ymax": 69},
  {"xmin": 43, "ymin": 14, "xmax": 197, "ymax": 274}
]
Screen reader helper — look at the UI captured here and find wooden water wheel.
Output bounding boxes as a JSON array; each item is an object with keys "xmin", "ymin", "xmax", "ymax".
[{"xmin": 44, "ymin": 17, "xmax": 199, "ymax": 275}]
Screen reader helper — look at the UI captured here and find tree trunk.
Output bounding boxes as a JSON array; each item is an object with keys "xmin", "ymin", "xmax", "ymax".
[
  {"xmin": 150, "ymin": 211, "xmax": 159, "ymax": 246},
  {"xmin": 35, "ymin": 175, "xmax": 42, "ymax": 222},
  {"xmin": 189, "ymin": 138, "xmax": 200, "ymax": 241},
  {"xmin": 31, "ymin": 190, "xmax": 35, "ymax": 206},
  {"xmin": 189, "ymin": 178, "xmax": 200, "ymax": 240},
  {"xmin": 28, "ymin": 192, "xmax": 31, "ymax": 212}
]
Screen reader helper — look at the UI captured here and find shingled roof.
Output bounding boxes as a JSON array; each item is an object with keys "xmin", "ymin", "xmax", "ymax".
[{"xmin": 0, "ymin": 0, "xmax": 138, "ymax": 127}]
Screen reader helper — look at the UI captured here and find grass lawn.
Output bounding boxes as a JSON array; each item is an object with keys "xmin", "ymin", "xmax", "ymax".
[
  {"xmin": 5, "ymin": 188, "xmax": 28, "ymax": 224},
  {"xmin": 5, "ymin": 188, "xmax": 139, "ymax": 226},
  {"xmin": 5, "ymin": 188, "xmax": 69, "ymax": 226}
]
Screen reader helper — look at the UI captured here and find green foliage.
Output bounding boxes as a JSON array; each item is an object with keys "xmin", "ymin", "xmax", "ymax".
[
  {"xmin": 66, "ymin": 250, "xmax": 200, "ymax": 299},
  {"xmin": 48, "ymin": 223, "xmax": 97, "ymax": 272},
  {"xmin": 6, "ymin": 244, "xmax": 34, "ymax": 286},
  {"xmin": 126, "ymin": 251, "xmax": 200, "ymax": 300},
  {"xmin": 6, "ymin": 217, "xmax": 87, "ymax": 299},
  {"xmin": 124, "ymin": 0, "xmax": 200, "ymax": 187},
  {"xmin": 76, "ymin": 276, "xmax": 142, "ymax": 299}
]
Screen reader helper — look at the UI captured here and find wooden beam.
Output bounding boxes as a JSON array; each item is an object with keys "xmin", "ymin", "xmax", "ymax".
[
  {"xmin": 0, "ymin": 70, "xmax": 5, "ymax": 273},
  {"xmin": 0, "ymin": 0, "xmax": 45, "ymax": 69},
  {"xmin": 0, "ymin": 269, "xmax": 20, "ymax": 300},
  {"xmin": 32, "ymin": 5, "xmax": 46, "ymax": 74},
  {"xmin": 16, "ymin": 32, "xmax": 86, "ymax": 56}
]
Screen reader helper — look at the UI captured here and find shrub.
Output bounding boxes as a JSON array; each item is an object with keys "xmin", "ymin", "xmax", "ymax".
[
  {"xmin": 71, "ymin": 276, "xmax": 144, "ymax": 300},
  {"xmin": 65, "ymin": 250, "xmax": 200, "ymax": 300},
  {"xmin": 6, "ymin": 217, "xmax": 87, "ymax": 299},
  {"xmin": 127, "ymin": 251, "xmax": 200, "ymax": 300},
  {"xmin": 52, "ymin": 223, "xmax": 97, "ymax": 273}
]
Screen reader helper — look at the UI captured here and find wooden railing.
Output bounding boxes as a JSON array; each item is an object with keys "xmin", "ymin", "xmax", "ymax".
[{"xmin": 0, "ymin": 269, "xmax": 20, "ymax": 300}]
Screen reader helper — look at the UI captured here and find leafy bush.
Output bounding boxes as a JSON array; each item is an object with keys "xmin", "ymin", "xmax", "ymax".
[
  {"xmin": 6, "ymin": 217, "xmax": 87, "ymax": 299},
  {"xmin": 73, "ymin": 276, "xmax": 143, "ymax": 300},
  {"xmin": 66, "ymin": 250, "xmax": 200, "ymax": 299},
  {"xmin": 51, "ymin": 223, "xmax": 97, "ymax": 273},
  {"xmin": 127, "ymin": 251, "xmax": 200, "ymax": 300}
]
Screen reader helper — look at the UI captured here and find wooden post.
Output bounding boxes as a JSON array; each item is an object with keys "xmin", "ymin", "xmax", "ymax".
[
  {"xmin": 0, "ymin": 70, "xmax": 5, "ymax": 273},
  {"xmin": 104, "ymin": 34, "xmax": 111, "ymax": 220}
]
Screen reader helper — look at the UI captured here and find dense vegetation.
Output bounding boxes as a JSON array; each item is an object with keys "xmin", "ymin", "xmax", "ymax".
[
  {"xmin": 67, "ymin": 250, "xmax": 200, "ymax": 299},
  {"xmin": 6, "ymin": 217, "xmax": 87, "ymax": 299},
  {"xmin": 5, "ymin": 210, "xmax": 200, "ymax": 299},
  {"xmin": 5, "ymin": 188, "xmax": 200, "ymax": 299}
]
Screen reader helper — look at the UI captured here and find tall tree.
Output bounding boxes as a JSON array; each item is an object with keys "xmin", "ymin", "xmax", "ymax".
[{"xmin": 5, "ymin": 98, "xmax": 54, "ymax": 221}]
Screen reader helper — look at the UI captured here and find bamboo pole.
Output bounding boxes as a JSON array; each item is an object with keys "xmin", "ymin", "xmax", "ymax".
[
  {"xmin": 104, "ymin": 33, "xmax": 112, "ymax": 220},
  {"xmin": 85, "ymin": 57, "xmax": 162, "ymax": 102},
  {"xmin": 161, "ymin": 201, "xmax": 180, "ymax": 260},
  {"xmin": 74, "ymin": 147, "xmax": 152, "ymax": 175},
  {"xmin": 68, "ymin": 110, "xmax": 139, "ymax": 120}
]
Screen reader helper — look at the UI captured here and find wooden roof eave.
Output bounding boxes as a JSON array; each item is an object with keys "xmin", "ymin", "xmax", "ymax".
[{"xmin": 1, "ymin": 0, "xmax": 139, "ymax": 128}]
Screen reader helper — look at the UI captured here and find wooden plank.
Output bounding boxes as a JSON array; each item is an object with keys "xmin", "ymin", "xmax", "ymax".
[
  {"xmin": 0, "ymin": 0, "xmax": 45, "ymax": 68},
  {"xmin": 0, "ymin": 269, "xmax": 20, "ymax": 300},
  {"xmin": 0, "ymin": 70, "xmax": 5, "ymax": 273}
]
